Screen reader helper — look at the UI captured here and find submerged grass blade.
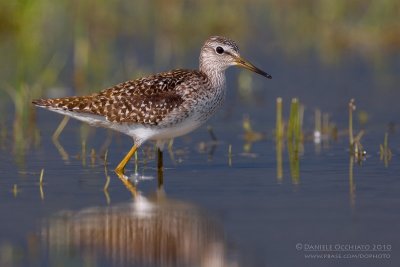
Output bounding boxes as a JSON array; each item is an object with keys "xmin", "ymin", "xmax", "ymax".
[
  {"xmin": 276, "ymin": 98, "xmax": 283, "ymax": 139},
  {"xmin": 287, "ymin": 98, "xmax": 297, "ymax": 142},
  {"xmin": 286, "ymin": 98, "xmax": 302, "ymax": 184},
  {"xmin": 39, "ymin": 168, "xmax": 44, "ymax": 185},
  {"xmin": 348, "ymin": 99, "xmax": 366, "ymax": 161},
  {"xmin": 276, "ymin": 135, "xmax": 283, "ymax": 182},
  {"xmin": 275, "ymin": 98, "xmax": 283, "ymax": 182},
  {"xmin": 228, "ymin": 144, "xmax": 232, "ymax": 167},
  {"xmin": 380, "ymin": 132, "xmax": 392, "ymax": 167},
  {"xmin": 349, "ymin": 99, "xmax": 355, "ymax": 146}
]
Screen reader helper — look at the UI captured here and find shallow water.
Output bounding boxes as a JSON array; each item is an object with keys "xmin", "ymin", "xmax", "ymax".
[{"xmin": 1, "ymin": 71, "xmax": 400, "ymax": 266}]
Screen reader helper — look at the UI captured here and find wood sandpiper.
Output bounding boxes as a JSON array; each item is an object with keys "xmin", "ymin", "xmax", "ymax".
[{"xmin": 33, "ymin": 36, "xmax": 272, "ymax": 179}]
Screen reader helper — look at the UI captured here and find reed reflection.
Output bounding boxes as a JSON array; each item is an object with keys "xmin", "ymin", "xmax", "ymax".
[{"xmin": 41, "ymin": 173, "xmax": 238, "ymax": 267}]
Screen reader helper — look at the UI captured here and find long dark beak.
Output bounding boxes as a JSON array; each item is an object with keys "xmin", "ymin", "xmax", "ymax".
[{"xmin": 234, "ymin": 55, "xmax": 272, "ymax": 79}]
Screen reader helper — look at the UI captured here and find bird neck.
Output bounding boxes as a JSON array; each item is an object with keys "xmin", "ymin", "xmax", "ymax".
[{"xmin": 199, "ymin": 59, "xmax": 226, "ymax": 89}]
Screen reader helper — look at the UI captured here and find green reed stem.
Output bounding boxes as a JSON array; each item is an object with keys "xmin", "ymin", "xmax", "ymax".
[
  {"xmin": 39, "ymin": 168, "xmax": 44, "ymax": 185},
  {"xmin": 349, "ymin": 99, "xmax": 355, "ymax": 146},
  {"xmin": 287, "ymin": 98, "xmax": 299, "ymax": 143},
  {"xmin": 276, "ymin": 98, "xmax": 283, "ymax": 139}
]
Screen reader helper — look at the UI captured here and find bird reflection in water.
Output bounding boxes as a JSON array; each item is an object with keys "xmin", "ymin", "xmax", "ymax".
[{"xmin": 40, "ymin": 173, "xmax": 238, "ymax": 267}]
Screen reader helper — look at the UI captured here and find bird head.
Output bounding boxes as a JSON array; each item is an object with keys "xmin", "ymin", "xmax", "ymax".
[{"xmin": 200, "ymin": 36, "xmax": 272, "ymax": 79}]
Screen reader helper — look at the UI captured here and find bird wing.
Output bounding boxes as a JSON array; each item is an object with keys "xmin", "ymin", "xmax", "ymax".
[{"xmin": 33, "ymin": 70, "xmax": 206, "ymax": 126}]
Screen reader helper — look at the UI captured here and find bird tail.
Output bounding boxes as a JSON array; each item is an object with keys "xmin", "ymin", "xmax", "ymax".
[
  {"xmin": 32, "ymin": 98, "xmax": 56, "ymax": 107},
  {"xmin": 32, "ymin": 96, "xmax": 91, "ymax": 112}
]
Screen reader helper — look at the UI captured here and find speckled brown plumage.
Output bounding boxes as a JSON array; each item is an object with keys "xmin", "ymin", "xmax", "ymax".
[{"xmin": 33, "ymin": 69, "xmax": 210, "ymax": 126}]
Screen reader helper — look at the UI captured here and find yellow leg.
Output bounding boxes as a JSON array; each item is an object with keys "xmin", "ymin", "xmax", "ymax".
[
  {"xmin": 118, "ymin": 177, "xmax": 138, "ymax": 198},
  {"xmin": 115, "ymin": 144, "xmax": 138, "ymax": 178}
]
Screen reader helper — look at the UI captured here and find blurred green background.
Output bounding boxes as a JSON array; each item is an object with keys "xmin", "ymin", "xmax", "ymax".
[{"xmin": 1, "ymin": 0, "xmax": 399, "ymax": 90}]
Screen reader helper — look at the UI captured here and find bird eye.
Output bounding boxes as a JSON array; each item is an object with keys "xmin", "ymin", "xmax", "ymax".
[{"xmin": 216, "ymin": 46, "xmax": 224, "ymax": 54}]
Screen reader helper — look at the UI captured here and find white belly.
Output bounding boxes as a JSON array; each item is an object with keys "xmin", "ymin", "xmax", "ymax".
[
  {"xmin": 43, "ymin": 107, "xmax": 203, "ymax": 143},
  {"xmin": 128, "ymin": 118, "xmax": 201, "ymax": 142}
]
